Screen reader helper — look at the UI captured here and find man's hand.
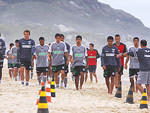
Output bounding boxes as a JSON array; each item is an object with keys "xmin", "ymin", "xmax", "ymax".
[
  {"xmin": 118, "ymin": 68, "xmax": 121, "ymax": 72},
  {"xmin": 31, "ymin": 61, "xmax": 34, "ymax": 67},
  {"xmin": 86, "ymin": 64, "xmax": 88, "ymax": 69},
  {"xmin": 125, "ymin": 64, "xmax": 128, "ymax": 70},
  {"xmin": 116, "ymin": 54, "xmax": 122, "ymax": 58},
  {"xmin": 102, "ymin": 65, "xmax": 106, "ymax": 70},
  {"xmin": 66, "ymin": 60, "xmax": 69, "ymax": 66},
  {"xmin": 70, "ymin": 59, "xmax": 74, "ymax": 64}
]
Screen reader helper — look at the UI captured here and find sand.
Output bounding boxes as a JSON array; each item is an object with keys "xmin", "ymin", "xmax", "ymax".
[{"xmin": 0, "ymin": 60, "xmax": 150, "ymax": 113}]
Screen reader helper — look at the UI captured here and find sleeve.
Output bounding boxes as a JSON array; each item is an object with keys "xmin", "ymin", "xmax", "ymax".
[
  {"xmin": 85, "ymin": 47, "xmax": 87, "ymax": 57},
  {"xmin": 101, "ymin": 47, "xmax": 105, "ymax": 66},
  {"xmin": 115, "ymin": 48, "xmax": 121, "ymax": 68},
  {"xmin": 31, "ymin": 40, "xmax": 35, "ymax": 55},
  {"xmin": 69, "ymin": 46, "xmax": 73, "ymax": 56},
  {"xmin": 127, "ymin": 51, "xmax": 135, "ymax": 57},
  {"xmin": 64, "ymin": 43, "xmax": 67, "ymax": 52},
  {"xmin": 48, "ymin": 44, "xmax": 52, "ymax": 53},
  {"xmin": 67, "ymin": 44, "xmax": 70, "ymax": 54},
  {"xmin": 9, "ymin": 47, "xmax": 13, "ymax": 55},
  {"xmin": 96, "ymin": 49, "xmax": 100, "ymax": 59},
  {"xmin": 123, "ymin": 44, "xmax": 127, "ymax": 53},
  {"xmin": 33, "ymin": 46, "xmax": 37, "ymax": 56}
]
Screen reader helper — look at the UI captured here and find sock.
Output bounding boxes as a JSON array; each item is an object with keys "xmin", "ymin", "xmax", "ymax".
[
  {"xmin": 56, "ymin": 84, "xmax": 59, "ymax": 88},
  {"xmin": 15, "ymin": 77, "xmax": 17, "ymax": 81},
  {"xmin": 37, "ymin": 76, "xmax": 41, "ymax": 85},
  {"xmin": 61, "ymin": 80, "xmax": 64, "ymax": 87},
  {"xmin": 43, "ymin": 76, "xmax": 47, "ymax": 85},
  {"xmin": 21, "ymin": 80, "xmax": 24, "ymax": 85},
  {"xmin": 31, "ymin": 72, "xmax": 33, "ymax": 79},
  {"xmin": 26, "ymin": 81, "xmax": 29, "ymax": 86},
  {"xmin": 64, "ymin": 77, "xmax": 67, "ymax": 87}
]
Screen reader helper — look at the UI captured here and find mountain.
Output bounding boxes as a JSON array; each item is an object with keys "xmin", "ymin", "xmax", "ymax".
[{"xmin": 0, "ymin": 0, "xmax": 149, "ymax": 47}]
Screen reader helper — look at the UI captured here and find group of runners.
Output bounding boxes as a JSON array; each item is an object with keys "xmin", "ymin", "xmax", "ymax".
[{"xmin": 0, "ymin": 30, "xmax": 150, "ymax": 100}]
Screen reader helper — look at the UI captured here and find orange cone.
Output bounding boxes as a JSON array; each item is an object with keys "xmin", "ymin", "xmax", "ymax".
[
  {"xmin": 36, "ymin": 82, "xmax": 45, "ymax": 105},
  {"xmin": 46, "ymin": 81, "xmax": 51, "ymax": 103}
]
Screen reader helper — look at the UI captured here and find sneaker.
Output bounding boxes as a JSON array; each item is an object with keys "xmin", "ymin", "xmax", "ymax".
[
  {"xmin": 56, "ymin": 84, "xmax": 59, "ymax": 89},
  {"xmin": 21, "ymin": 81, "xmax": 24, "ymax": 85},
  {"xmin": 15, "ymin": 78, "xmax": 17, "ymax": 81},
  {"xmin": 26, "ymin": 82, "xmax": 29, "ymax": 86}
]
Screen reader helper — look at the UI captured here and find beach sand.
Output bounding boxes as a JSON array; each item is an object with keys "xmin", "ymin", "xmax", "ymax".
[{"xmin": 0, "ymin": 60, "xmax": 150, "ymax": 113}]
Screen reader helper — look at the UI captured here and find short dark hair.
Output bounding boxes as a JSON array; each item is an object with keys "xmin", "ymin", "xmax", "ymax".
[
  {"xmin": 107, "ymin": 36, "xmax": 114, "ymax": 41},
  {"xmin": 140, "ymin": 40, "xmax": 147, "ymax": 46},
  {"xmin": 60, "ymin": 34, "xmax": 64, "ymax": 37},
  {"xmin": 76, "ymin": 35, "xmax": 82, "ymax": 40},
  {"xmin": 39, "ymin": 37, "xmax": 45, "ymax": 41},
  {"xmin": 10, "ymin": 43, "xmax": 14, "ymax": 47},
  {"xmin": 55, "ymin": 33, "xmax": 61, "ymax": 38},
  {"xmin": 15, "ymin": 39, "xmax": 19, "ymax": 43},
  {"xmin": 133, "ymin": 37, "xmax": 139, "ymax": 41},
  {"xmin": 24, "ymin": 30, "xmax": 30, "ymax": 35},
  {"xmin": 90, "ymin": 43, "xmax": 94, "ymax": 47},
  {"xmin": 115, "ymin": 34, "xmax": 120, "ymax": 37}
]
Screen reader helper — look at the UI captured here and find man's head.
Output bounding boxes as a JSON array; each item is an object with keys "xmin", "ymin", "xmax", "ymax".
[
  {"xmin": 89, "ymin": 43, "xmax": 94, "ymax": 51},
  {"xmin": 107, "ymin": 36, "xmax": 114, "ymax": 46},
  {"xmin": 115, "ymin": 34, "xmax": 121, "ymax": 44},
  {"xmin": 140, "ymin": 40, "xmax": 147, "ymax": 48},
  {"xmin": 39, "ymin": 37, "xmax": 45, "ymax": 46},
  {"xmin": 60, "ymin": 34, "xmax": 65, "ymax": 42},
  {"xmin": 24, "ymin": 30, "xmax": 30, "ymax": 40},
  {"xmin": 76, "ymin": 35, "xmax": 82, "ymax": 45},
  {"xmin": 10, "ymin": 43, "xmax": 14, "ymax": 49},
  {"xmin": 15, "ymin": 39, "xmax": 19, "ymax": 47},
  {"xmin": 133, "ymin": 37, "xmax": 139, "ymax": 47},
  {"xmin": 55, "ymin": 33, "xmax": 61, "ymax": 43}
]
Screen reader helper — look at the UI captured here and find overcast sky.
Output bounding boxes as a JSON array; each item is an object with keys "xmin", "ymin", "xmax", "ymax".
[{"xmin": 98, "ymin": 0, "xmax": 150, "ymax": 28}]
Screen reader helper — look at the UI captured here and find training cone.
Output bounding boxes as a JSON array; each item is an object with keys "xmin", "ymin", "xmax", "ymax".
[
  {"xmin": 37, "ymin": 85, "xmax": 49, "ymax": 113},
  {"xmin": 46, "ymin": 81, "xmax": 51, "ymax": 103},
  {"xmin": 139, "ymin": 88, "xmax": 148, "ymax": 109},
  {"xmin": 36, "ymin": 82, "xmax": 45, "ymax": 105},
  {"xmin": 115, "ymin": 81, "xmax": 122, "ymax": 98},
  {"xmin": 125, "ymin": 84, "xmax": 134, "ymax": 104},
  {"xmin": 51, "ymin": 76, "xmax": 56, "ymax": 97}
]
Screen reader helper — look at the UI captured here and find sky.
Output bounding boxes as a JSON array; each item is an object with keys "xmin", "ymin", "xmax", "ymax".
[{"xmin": 98, "ymin": 0, "xmax": 150, "ymax": 28}]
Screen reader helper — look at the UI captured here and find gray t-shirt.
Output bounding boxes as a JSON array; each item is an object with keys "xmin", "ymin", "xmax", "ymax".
[
  {"xmin": 6, "ymin": 49, "xmax": 14, "ymax": 64},
  {"xmin": 129, "ymin": 46, "xmax": 139, "ymax": 69},
  {"xmin": 49, "ymin": 41, "xmax": 67, "ymax": 66},
  {"xmin": 9, "ymin": 46, "xmax": 18, "ymax": 63},
  {"xmin": 34, "ymin": 44, "xmax": 49, "ymax": 67},
  {"xmin": 70, "ymin": 44, "xmax": 87, "ymax": 67}
]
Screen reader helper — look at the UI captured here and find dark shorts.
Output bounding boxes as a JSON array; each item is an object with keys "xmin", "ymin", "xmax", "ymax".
[
  {"xmin": 36, "ymin": 67, "xmax": 49, "ymax": 74},
  {"xmin": 65, "ymin": 65, "xmax": 69, "ymax": 74},
  {"xmin": 88, "ymin": 65, "xmax": 96, "ymax": 73},
  {"xmin": 118, "ymin": 66, "xmax": 124, "ymax": 75},
  {"xmin": 13, "ymin": 63, "xmax": 21, "ymax": 69},
  {"xmin": 0, "ymin": 62, "xmax": 3, "ymax": 68},
  {"xmin": 72, "ymin": 66, "xmax": 86, "ymax": 77},
  {"xmin": 20, "ymin": 59, "xmax": 32, "ymax": 70},
  {"xmin": 103, "ymin": 66, "xmax": 117, "ymax": 78},
  {"xmin": 129, "ymin": 68, "xmax": 139, "ymax": 78},
  {"xmin": 8, "ymin": 63, "xmax": 13, "ymax": 69},
  {"xmin": 52, "ymin": 64, "xmax": 65, "ymax": 73}
]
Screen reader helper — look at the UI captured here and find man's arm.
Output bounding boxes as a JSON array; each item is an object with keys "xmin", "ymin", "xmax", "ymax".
[
  {"xmin": 125, "ymin": 56, "xmax": 129, "ymax": 69},
  {"xmin": 17, "ymin": 41, "xmax": 21, "ymax": 62},
  {"xmin": 101, "ymin": 47, "xmax": 106, "ymax": 70}
]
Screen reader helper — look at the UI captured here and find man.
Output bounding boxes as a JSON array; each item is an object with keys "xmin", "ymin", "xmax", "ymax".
[
  {"xmin": 114, "ymin": 34, "xmax": 127, "ymax": 88},
  {"xmin": 86, "ymin": 43, "xmax": 100, "ymax": 83},
  {"xmin": 60, "ymin": 34, "xmax": 70, "ymax": 88},
  {"xmin": 70, "ymin": 35, "xmax": 88, "ymax": 90},
  {"xmin": 9, "ymin": 40, "xmax": 20, "ymax": 81},
  {"xmin": 17, "ymin": 30, "xmax": 35, "ymax": 86},
  {"xmin": 101, "ymin": 36, "xmax": 121, "ymax": 94},
  {"xmin": 6, "ymin": 43, "xmax": 14, "ymax": 78},
  {"xmin": 0, "ymin": 33, "xmax": 6, "ymax": 84},
  {"xmin": 48, "ymin": 33, "xmax": 69, "ymax": 88},
  {"xmin": 125, "ymin": 37, "xmax": 140, "ymax": 92},
  {"xmin": 117, "ymin": 40, "xmax": 150, "ymax": 101},
  {"xmin": 32, "ymin": 37, "xmax": 49, "ymax": 85}
]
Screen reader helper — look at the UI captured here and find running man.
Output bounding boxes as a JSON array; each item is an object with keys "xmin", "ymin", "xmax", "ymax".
[
  {"xmin": 125, "ymin": 37, "xmax": 140, "ymax": 92},
  {"xmin": 60, "ymin": 34, "xmax": 70, "ymax": 88},
  {"xmin": 32, "ymin": 37, "xmax": 49, "ymax": 85},
  {"xmin": 17, "ymin": 30, "xmax": 35, "ymax": 86},
  {"xmin": 70, "ymin": 35, "xmax": 88, "ymax": 90},
  {"xmin": 6, "ymin": 43, "xmax": 14, "ymax": 78},
  {"xmin": 0, "ymin": 33, "xmax": 6, "ymax": 84},
  {"xmin": 117, "ymin": 40, "xmax": 150, "ymax": 101},
  {"xmin": 48, "ymin": 33, "xmax": 69, "ymax": 88},
  {"xmin": 101, "ymin": 36, "xmax": 121, "ymax": 94},
  {"xmin": 114, "ymin": 34, "xmax": 127, "ymax": 88},
  {"xmin": 9, "ymin": 40, "xmax": 21, "ymax": 81},
  {"xmin": 86, "ymin": 43, "xmax": 100, "ymax": 83}
]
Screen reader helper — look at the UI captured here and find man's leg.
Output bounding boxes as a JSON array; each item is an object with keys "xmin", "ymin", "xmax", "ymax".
[
  {"xmin": 135, "ymin": 76, "xmax": 138, "ymax": 92},
  {"xmin": 54, "ymin": 72, "xmax": 59, "ymax": 88},
  {"xmin": 75, "ymin": 76, "xmax": 79, "ymax": 90},
  {"xmin": 130, "ymin": 77, "xmax": 135, "ymax": 92},
  {"xmin": 90, "ymin": 72, "xmax": 93, "ymax": 82},
  {"xmin": 85, "ymin": 72, "xmax": 88, "ymax": 82},
  {"xmin": 20, "ymin": 66, "xmax": 25, "ymax": 85},
  {"xmin": 9, "ymin": 69, "xmax": 12, "ymax": 78},
  {"xmin": 25, "ymin": 69, "xmax": 30, "ymax": 86},
  {"xmin": 114, "ymin": 72, "xmax": 118, "ymax": 88},
  {"xmin": 64, "ymin": 73, "xmax": 68, "ymax": 88},
  {"xmin": 136, "ymin": 83, "xmax": 143, "ymax": 94},
  {"xmin": 105, "ymin": 77, "xmax": 110, "ymax": 93},
  {"xmin": 93, "ymin": 72, "xmax": 98, "ymax": 83},
  {"xmin": 43, "ymin": 72, "xmax": 47, "ymax": 85},
  {"xmin": 146, "ymin": 85, "xmax": 150, "ymax": 101},
  {"xmin": 80, "ymin": 72, "xmax": 85, "ymax": 89},
  {"xmin": 37, "ymin": 73, "xmax": 41, "ymax": 85},
  {"xmin": 118, "ymin": 74, "xmax": 121, "ymax": 85},
  {"xmin": 0, "ymin": 68, "xmax": 2, "ymax": 83},
  {"xmin": 13, "ymin": 67, "xmax": 18, "ymax": 81},
  {"xmin": 110, "ymin": 76, "xmax": 115, "ymax": 94},
  {"xmin": 60, "ymin": 70, "xmax": 65, "ymax": 88}
]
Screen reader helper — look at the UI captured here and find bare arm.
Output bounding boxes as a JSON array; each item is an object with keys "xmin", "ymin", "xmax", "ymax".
[
  {"xmin": 125, "ymin": 56, "xmax": 129, "ymax": 69},
  {"xmin": 65, "ymin": 52, "xmax": 69, "ymax": 66},
  {"xmin": 48, "ymin": 52, "xmax": 52, "ymax": 67}
]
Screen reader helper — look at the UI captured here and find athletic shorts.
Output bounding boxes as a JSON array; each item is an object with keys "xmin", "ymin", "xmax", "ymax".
[
  {"xmin": 103, "ymin": 66, "xmax": 117, "ymax": 78},
  {"xmin": 72, "ymin": 66, "xmax": 86, "ymax": 77},
  {"xmin": 52, "ymin": 64, "xmax": 65, "ymax": 73},
  {"xmin": 118, "ymin": 66, "xmax": 124, "ymax": 75},
  {"xmin": 13, "ymin": 63, "xmax": 21, "ymax": 69},
  {"xmin": 88, "ymin": 65, "xmax": 96, "ymax": 73},
  {"xmin": 0, "ymin": 62, "xmax": 3, "ymax": 68},
  {"xmin": 137, "ymin": 71, "xmax": 150, "ymax": 85},
  {"xmin": 36, "ymin": 67, "xmax": 49, "ymax": 74},
  {"xmin": 20, "ymin": 59, "xmax": 32, "ymax": 70},
  {"xmin": 8, "ymin": 63, "xmax": 13, "ymax": 69},
  {"xmin": 129, "ymin": 68, "xmax": 139, "ymax": 78}
]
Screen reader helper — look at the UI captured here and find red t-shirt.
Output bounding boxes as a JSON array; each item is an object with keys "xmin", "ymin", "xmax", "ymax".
[
  {"xmin": 114, "ymin": 43, "xmax": 127, "ymax": 66},
  {"xmin": 87, "ymin": 49, "xmax": 98, "ymax": 65}
]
